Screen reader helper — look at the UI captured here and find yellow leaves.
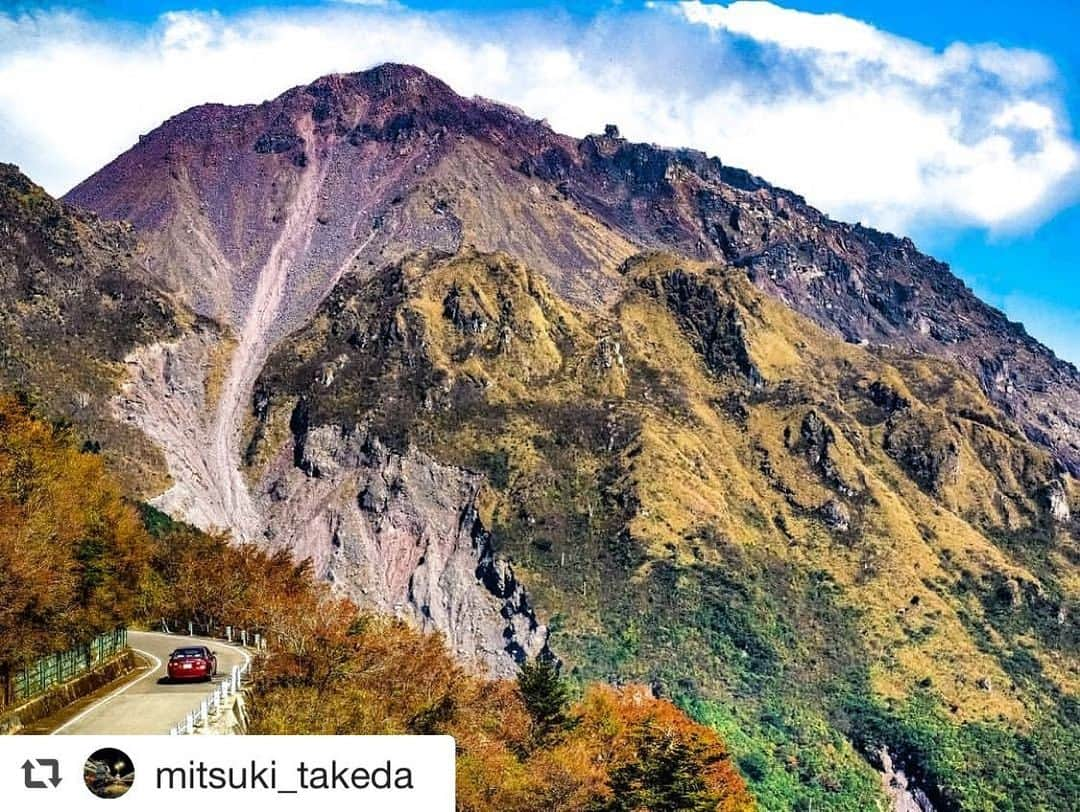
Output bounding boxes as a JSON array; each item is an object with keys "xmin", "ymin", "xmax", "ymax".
[
  {"xmin": 252, "ymin": 610, "xmax": 755, "ymax": 811},
  {"xmin": 0, "ymin": 396, "xmax": 154, "ymax": 667}
]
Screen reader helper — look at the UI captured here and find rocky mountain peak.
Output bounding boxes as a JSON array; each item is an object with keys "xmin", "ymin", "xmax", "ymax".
[
  {"xmin": 62, "ymin": 65, "xmax": 1080, "ymax": 475},
  {"xmin": 348, "ymin": 62, "xmax": 457, "ymax": 101}
]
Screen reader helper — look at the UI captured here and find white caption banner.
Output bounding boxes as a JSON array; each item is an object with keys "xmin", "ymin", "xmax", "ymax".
[{"xmin": 0, "ymin": 735, "xmax": 455, "ymax": 810}]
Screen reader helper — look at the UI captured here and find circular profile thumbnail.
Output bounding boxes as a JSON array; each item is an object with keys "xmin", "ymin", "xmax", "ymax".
[{"xmin": 84, "ymin": 747, "xmax": 135, "ymax": 799}]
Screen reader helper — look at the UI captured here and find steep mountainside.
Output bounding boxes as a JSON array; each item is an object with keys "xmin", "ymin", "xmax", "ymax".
[
  {"xmin": 36, "ymin": 64, "xmax": 1079, "ymax": 808},
  {"xmin": 251, "ymin": 248, "xmax": 1077, "ymax": 809},
  {"xmin": 67, "ymin": 65, "xmax": 1080, "ymax": 479},
  {"xmin": 0, "ymin": 163, "xmax": 189, "ymax": 494}
]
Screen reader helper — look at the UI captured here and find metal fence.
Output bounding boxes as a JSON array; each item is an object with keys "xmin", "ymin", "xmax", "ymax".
[{"xmin": 3, "ymin": 627, "xmax": 127, "ymax": 707}]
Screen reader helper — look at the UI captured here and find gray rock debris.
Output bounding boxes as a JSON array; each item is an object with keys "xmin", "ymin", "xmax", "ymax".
[
  {"xmin": 877, "ymin": 747, "xmax": 936, "ymax": 812},
  {"xmin": 264, "ymin": 423, "xmax": 548, "ymax": 678},
  {"xmin": 1042, "ymin": 478, "xmax": 1071, "ymax": 523},
  {"xmin": 818, "ymin": 499, "xmax": 851, "ymax": 532}
]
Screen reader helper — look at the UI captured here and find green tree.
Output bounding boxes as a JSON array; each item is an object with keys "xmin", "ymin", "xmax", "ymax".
[
  {"xmin": 602, "ymin": 722, "xmax": 727, "ymax": 812},
  {"xmin": 518, "ymin": 657, "xmax": 570, "ymax": 742}
]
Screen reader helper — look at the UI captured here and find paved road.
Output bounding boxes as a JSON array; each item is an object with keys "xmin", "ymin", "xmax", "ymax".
[{"xmin": 52, "ymin": 631, "xmax": 250, "ymax": 735}]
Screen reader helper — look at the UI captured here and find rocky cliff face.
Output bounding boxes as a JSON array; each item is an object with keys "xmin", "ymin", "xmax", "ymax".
[
  {"xmin": 109, "ymin": 294, "xmax": 547, "ymax": 677},
  {"xmin": 267, "ymin": 423, "xmax": 548, "ymax": 677}
]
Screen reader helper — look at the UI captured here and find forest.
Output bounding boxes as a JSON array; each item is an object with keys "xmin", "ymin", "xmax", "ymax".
[{"xmin": 0, "ymin": 394, "xmax": 752, "ymax": 810}]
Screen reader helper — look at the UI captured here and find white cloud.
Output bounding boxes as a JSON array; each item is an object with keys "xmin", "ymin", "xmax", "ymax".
[
  {"xmin": 0, "ymin": 0, "xmax": 1076, "ymax": 238},
  {"xmin": 663, "ymin": 1, "xmax": 1077, "ymax": 232},
  {"xmin": 673, "ymin": 0, "xmax": 947, "ymax": 84}
]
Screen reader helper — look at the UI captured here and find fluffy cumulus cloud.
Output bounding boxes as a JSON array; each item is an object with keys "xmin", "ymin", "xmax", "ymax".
[
  {"xmin": 664, "ymin": 1, "xmax": 1078, "ymax": 232},
  {"xmin": 0, "ymin": 0, "xmax": 1077, "ymax": 236}
]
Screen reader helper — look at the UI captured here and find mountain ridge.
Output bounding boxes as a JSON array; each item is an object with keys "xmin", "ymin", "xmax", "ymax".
[
  {"xmin": 5, "ymin": 62, "xmax": 1074, "ymax": 808},
  {"xmin": 64, "ymin": 63, "xmax": 1080, "ymax": 478},
  {"xmin": 0, "ymin": 161, "xmax": 190, "ymax": 495}
]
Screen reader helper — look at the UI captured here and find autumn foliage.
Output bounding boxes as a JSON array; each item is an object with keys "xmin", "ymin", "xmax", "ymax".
[
  {"xmin": 0, "ymin": 397, "xmax": 752, "ymax": 809},
  {"xmin": 246, "ymin": 597, "xmax": 754, "ymax": 810},
  {"xmin": 0, "ymin": 395, "xmax": 152, "ymax": 669}
]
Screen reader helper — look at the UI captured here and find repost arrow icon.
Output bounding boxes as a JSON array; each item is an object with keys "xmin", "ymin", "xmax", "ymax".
[
  {"xmin": 39, "ymin": 758, "xmax": 61, "ymax": 787},
  {"xmin": 21, "ymin": 759, "xmax": 46, "ymax": 789}
]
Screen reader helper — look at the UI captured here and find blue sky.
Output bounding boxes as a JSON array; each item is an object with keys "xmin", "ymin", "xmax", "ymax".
[
  {"xmin": 783, "ymin": 0, "xmax": 1080, "ymax": 363},
  {"xmin": 1, "ymin": 1, "xmax": 1077, "ymax": 362}
]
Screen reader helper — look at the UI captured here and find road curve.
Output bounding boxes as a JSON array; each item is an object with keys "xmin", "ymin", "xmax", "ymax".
[{"xmin": 51, "ymin": 631, "xmax": 250, "ymax": 735}]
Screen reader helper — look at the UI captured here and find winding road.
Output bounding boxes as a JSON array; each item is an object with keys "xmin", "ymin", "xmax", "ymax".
[{"xmin": 49, "ymin": 631, "xmax": 250, "ymax": 735}]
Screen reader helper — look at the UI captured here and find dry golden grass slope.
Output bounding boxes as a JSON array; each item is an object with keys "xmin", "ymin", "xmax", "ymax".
[{"xmin": 253, "ymin": 247, "xmax": 1077, "ymax": 809}]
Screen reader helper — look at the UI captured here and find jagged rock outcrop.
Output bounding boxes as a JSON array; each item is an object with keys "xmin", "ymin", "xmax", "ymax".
[
  {"xmin": 883, "ymin": 412, "xmax": 962, "ymax": 494},
  {"xmin": 639, "ymin": 265, "xmax": 764, "ymax": 386},
  {"xmin": 1043, "ymin": 478, "xmax": 1072, "ymax": 523},
  {"xmin": 266, "ymin": 423, "xmax": 548, "ymax": 677},
  {"xmin": 818, "ymin": 499, "xmax": 852, "ymax": 532},
  {"xmin": 791, "ymin": 410, "xmax": 859, "ymax": 496},
  {"xmin": 877, "ymin": 748, "xmax": 936, "ymax": 812}
]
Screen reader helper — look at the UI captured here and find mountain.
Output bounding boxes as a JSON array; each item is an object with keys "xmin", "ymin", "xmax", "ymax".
[
  {"xmin": 14, "ymin": 63, "xmax": 1075, "ymax": 808},
  {"xmin": 250, "ymin": 247, "xmax": 1077, "ymax": 807},
  {"xmin": 67, "ymin": 64, "xmax": 1080, "ymax": 480},
  {"xmin": 0, "ymin": 162, "xmax": 191, "ymax": 494}
]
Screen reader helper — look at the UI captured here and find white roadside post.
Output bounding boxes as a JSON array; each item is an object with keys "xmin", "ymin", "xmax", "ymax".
[{"xmin": 163, "ymin": 631, "xmax": 254, "ymax": 736}]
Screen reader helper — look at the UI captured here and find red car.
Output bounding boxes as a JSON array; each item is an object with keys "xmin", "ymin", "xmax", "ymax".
[{"xmin": 166, "ymin": 646, "xmax": 217, "ymax": 682}]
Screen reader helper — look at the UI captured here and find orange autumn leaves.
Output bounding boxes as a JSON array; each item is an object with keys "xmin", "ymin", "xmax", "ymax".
[
  {"xmin": 248, "ymin": 601, "xmax": 753, "ymax": 810},
  {"xmin": 1, "ymin": 396, "xmax": 752, "ymax": 809},
  {"xmin": 573, "ymin": 685, "xmax": 755, "ymax": 812},
  {"xmin": 0, "ymin": 395, "xmax": 151, "ymax": 669},
  {"xmin": 453, "ymin": 682, "xmax": 755, "ymax": 811}
]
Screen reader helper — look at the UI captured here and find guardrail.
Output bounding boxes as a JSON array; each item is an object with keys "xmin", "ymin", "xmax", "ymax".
[
  {"xmin": 1, "ymin": 628, "xmax": 127, "ymax": 708},
  {"xmin": 161, "ymin": 619, "xmax": 268, "ymax": 651},
  {"xmin": 168, "ymin": 660, "xmax": 251, "ymax": 736},
  {"xmin": 159, "ymin": 620, "xmax": 257, "ymax": 735}
]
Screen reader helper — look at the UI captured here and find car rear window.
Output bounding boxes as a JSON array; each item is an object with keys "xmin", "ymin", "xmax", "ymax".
[{"xmin": 172, "ymin": 648, "xmax": 205, "ymax": 657}]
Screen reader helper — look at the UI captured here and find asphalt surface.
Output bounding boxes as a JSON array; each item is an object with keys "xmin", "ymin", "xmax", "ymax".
[{"xmin": 51, "ymin": 631, "xmax": 250, "ymax": 735}]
